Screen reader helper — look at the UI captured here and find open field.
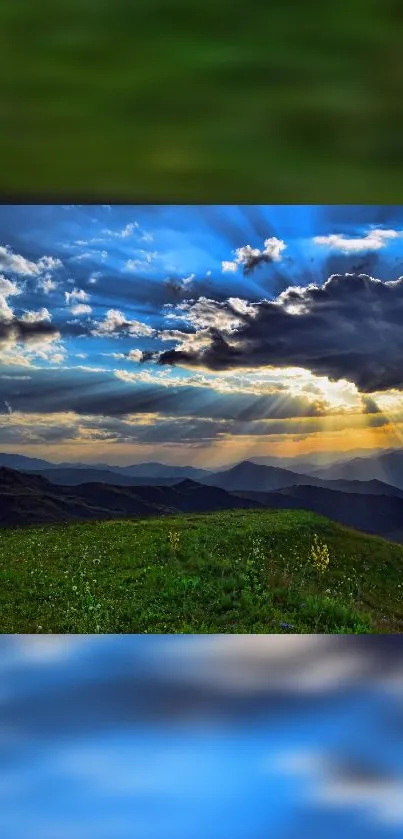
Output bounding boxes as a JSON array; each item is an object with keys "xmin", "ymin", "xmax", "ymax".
[
  {"xmin": 2, "ymin": 507, "xmax": 403, "ymax": 633},
  {"xmin": 1, "ymin": 1, "xmax": 401, "ymax": 201}
]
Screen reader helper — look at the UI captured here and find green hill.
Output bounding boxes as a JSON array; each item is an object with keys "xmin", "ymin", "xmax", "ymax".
[{"xmin": 1, "ymin": 508, "xmax": 403, "ymax": 634}]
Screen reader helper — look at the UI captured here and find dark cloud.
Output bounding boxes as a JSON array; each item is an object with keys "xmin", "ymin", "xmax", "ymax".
[
  {"xmin": 0, "ymin": 366, "xmax": 326, "ymax": 423},
  {"xmin": 362, "ymin": 396, "xmax": 381, "ymax": 414},
  {"xmin": 0, "ymin": 317, "xmax": 59, "ymax": 346},
  {"xmin": 158, "ymin": 274, "xmax": 403, "ymax": 393}
]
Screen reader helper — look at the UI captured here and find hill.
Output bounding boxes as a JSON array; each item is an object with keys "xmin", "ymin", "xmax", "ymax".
[
  {"xmin": 309, "ymin": 448, "xmax": 403, "ymax": 489},
  {"xmin": 0, "ymin": 468, "xmax": 261, "ymax": 527},
  {"xmin": 199, "ymin": 460, "xmax": 314, "ymax": 491},
  {"xmin": 1, "ymin": 506, "xmax": 403, "ymax": 634},
  {"xmin": 235, "ymin": 483, "xmax": 403, "ymax": 543},
  {"xmin": 199, "ymin": 459, "xmax": 403, "ymax": 499},
  {"xmin": 24, "ymin": 467, "xmax": 179, "ymax": 487},
  {"xmin": 0, "ymin": 453, "xmax": 210, "ymax": 483}
]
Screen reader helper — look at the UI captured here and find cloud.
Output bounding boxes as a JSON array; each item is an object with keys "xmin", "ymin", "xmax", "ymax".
[
  {"xmin": 38, "ymin": 276, "xmax": 58, "ymax": 294},
  {"xmin": 20, "ymin": 308, "xmax": 52, "ymax": 323},
  {"xmin": 314, "ymin": 229, "xmax": 401, "ymax": 254},
  {"xmin": 127, "ymin": 349, "xmax": 143, "ymax": 362},
  {"xmin": 165, "ymin": 296, "xmax": 258, "ymax": 333},
  {"xmin": 222, "ymin": 237, "xmax": 286, "ymax": 275},
  {"xmin": 165, "ymin": 273, "xmax": 196, "ymax": 294},
  {"xmin": 0, "ymin": 247, "xmax": 62, "ymax": 276},
  {"xmin": 72, "ymin": 250, "xmax": 107, "ymax": 262},
  {"xmin": 125, "ymin": 252, "xmax": 157, "ymax": 271},
  {"xmin": 102, "ymin": 222, "xmax": 138, "ymax": 239},
  {"xmin": 91, "ymin": 309, "xmax": 154, "ymax": 337},
  {"xmin": 65, "ymin": 289, "xmax": 89, "ymax": 305},
  {"xmin": 0, "ymin": 318, "xmax": 60, "ymax": 350},
  {"xmin": 36, "ymin": 256, "xmax": 63, "ymax": 272},
  {"xmin": 0, "ymin": 275, "xmax": 20, "ymax": 320},
  {"xmin": 0, "ymin": 365, "xmax": 328, "ymax": 425},
  {"xmin": 222, "ymin": 260, "xmax": 238, "ymax": 273},
  {"xmin": 362, "ymin": 396, "xmax": 381, "ymax": 414},
  {"xmin": 101, "ymin": 222, "xmax": 153, "ymax": 243},
  {"xmin": 70, "ymin": 304, "xmax": 92, "ymax": 316},
  {"xmin": 158, "ymin": 274, "xmax": 403, "ymax": 392}
]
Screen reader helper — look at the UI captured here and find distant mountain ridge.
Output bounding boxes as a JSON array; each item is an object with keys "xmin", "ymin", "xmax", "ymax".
[
  {"xmin": 309, "ymin": 449, "xmax": 403, "ymax": 489},
  {"xmin": 0, "ymin": 467, "xmax": 262, "ymax": 527},
  {"xmin": 3, "ymin": 464, "xmax": 403, "ymax": 544},
  {"xmin": 0, "ymin": 453, "xmax": 209, "ymax": 482}
]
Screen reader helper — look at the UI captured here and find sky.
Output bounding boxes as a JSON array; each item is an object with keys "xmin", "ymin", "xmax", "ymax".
[
  {"xmin": 1, "ymin": 634, "xmax": 403, "ymax": 839},
  {"xmin": 2, "ymin": 205, "xmax": 403, "ymax": 467}
]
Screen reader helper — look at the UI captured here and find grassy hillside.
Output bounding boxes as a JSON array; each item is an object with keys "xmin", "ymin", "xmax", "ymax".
[
  {"xmin": 1, "ymin": 1, "xmax": 402, "ymax": 202},
  {"xmin": 2, "ymin": 508, "xmax": 403, "ymax": 634}
]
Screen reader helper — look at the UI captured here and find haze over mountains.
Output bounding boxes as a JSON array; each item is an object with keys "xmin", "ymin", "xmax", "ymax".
[{"xmin": 2, "ymin": 449, "xmax": 403, "ymax": 542}]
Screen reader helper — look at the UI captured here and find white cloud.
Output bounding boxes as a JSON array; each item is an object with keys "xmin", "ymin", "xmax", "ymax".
[
  {"xmin": 313, "ymin": 228, "xmax": 401, "ymax": 253},
  {"xmin": 38, "ymin": 275, "xmax": 58, "ymax": 294},
  {"xmin": 36, "ymin": 256, "xmax": 63, "ymax": 272},
  {"xmin": 127, "ymin": 349, "xmax": 143, "ymax": 362},
  {"xmin": 72, "ymin": 250, "xmax": 108, "ymax": 262},
  {"xmin": 0, "ymin": 246, "xmax": 62, "ymax": 276},
  {"xmin": 0, "ymin": 275, "xmax": 21, "ymax": 320},
  {"xmin": 70, "ymin": 303, "xmax": 92, "ymax": 316},
  {"xmin": 65, "ymin": 288, "xmax": 89, "ymax": 305},
  {"xmin": 222, "ymin": 260, "xmax": 238, "ymax": 273},
  {"xmin": 166, "ymin": 296, "xmax": 257, "ymax": 333},
  {"xmin": 92, "ymin": 309, "xmax": 154, "ymax": 337},
  {"xmin": 20, "ymin": 308, "xmax": 52, "ymax": 323},
  {"xmin": 102, "ymin": 222, "xmax": 138, "ymax": 239},
  {"xmin": 222, "ymin": 237, "xmax": 286, "ymax": 273},
  {"xmin": 125, "ymin": 251, "xmax": 158, "ymax": 271}
]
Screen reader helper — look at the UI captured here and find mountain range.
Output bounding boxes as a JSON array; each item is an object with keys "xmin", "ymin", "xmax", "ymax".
[
  {"xmin": 2, "ymin": 449, "xmax": 403, "ymax": 542},
  {"xmin": 0, "ymin": 468, "xmax": 262, "ymax": 527}
]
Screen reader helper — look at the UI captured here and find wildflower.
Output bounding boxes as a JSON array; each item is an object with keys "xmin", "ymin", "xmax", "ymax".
[
  {"xmin": 310, "ymin": 534, "xmax": 330, "ymax": 573},
  {"xmin": 168, "ymin": 531, "xmax": 180, "ymax": 552}
]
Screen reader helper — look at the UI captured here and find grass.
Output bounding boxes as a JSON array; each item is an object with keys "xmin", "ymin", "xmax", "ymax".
[
  {"xmin": 2, "ymin": 507, "xmax": 403, "ymax": 634},
  {"xmin": 1, "ymin": 0, "xmax": 403, "ymax": 201}
]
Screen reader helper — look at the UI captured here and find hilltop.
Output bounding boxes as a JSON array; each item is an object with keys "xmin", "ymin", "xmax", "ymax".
[{"xmin": 1, "ymin": 507, "xmax": 403, "ymax": 634}]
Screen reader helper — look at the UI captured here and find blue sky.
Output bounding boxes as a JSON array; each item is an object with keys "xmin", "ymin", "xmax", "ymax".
[
  {"xmin": 2, "ymin": 205, "xmax": 403, "ymax": 465},
  {"xmin": 0, "ymin": 634, "xmax": 403, "ymax": 839}
]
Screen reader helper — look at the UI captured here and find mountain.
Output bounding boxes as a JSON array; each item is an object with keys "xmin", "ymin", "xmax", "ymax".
[
  {"xmin": 0, "ymin": 468, "xmax": 262, "ymax": 527},
  {"xmin": 234, "ymin": 483, "xmax": 403, "ymax": 543},
  {"xmin": 248, "ymin": 453, "xmax": 358, "ymax": 473},
  {"xmin": 198, "ymin": 460, "xmax": 313, "ymax": 492},
  {"xmin": 309, "ymin": 448, "xmax": 403, "ymax": 489},
  {"xmin": 0, "ymin": 453, "xmax": 210, "ymax": 482},
  {"xmin": 105, "ymin": 462, "xmax": 210, "ymax": 480},
  {"xmin": 308, "ymin": 476, "xmax": 403, "ymax": 498},
  {"xmin": 4, "ymin": 465, "xmax": 403, "ymax": 544},
  {"xmin": 285, "ymin": 477, "xmax": 403, "ymax": 498},
  {"xmin": 200, "ymin": 457, "xmax": 403, "ymax": 500},
  {"xmin": 24, "ymin": 468, "xmax": 180, "ymax": 487},
  {"xmin": 0, "ymin": 453, "xmax": 53, "ymax": 471}
]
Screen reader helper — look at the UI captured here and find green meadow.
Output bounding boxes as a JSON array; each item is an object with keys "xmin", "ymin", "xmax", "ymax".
[
  {"xmin": 1, "ymin": 0, "xmax": 402, "ymax": 201},
  {"xmin": 1, "ymin": 508, "xmax": 403, "ymax": 634}
]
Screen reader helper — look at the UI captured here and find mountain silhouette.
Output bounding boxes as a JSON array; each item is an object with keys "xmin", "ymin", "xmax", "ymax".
[{"xmin": 0, "ymin": 468, "xmax": 262, "ymax": 527}]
